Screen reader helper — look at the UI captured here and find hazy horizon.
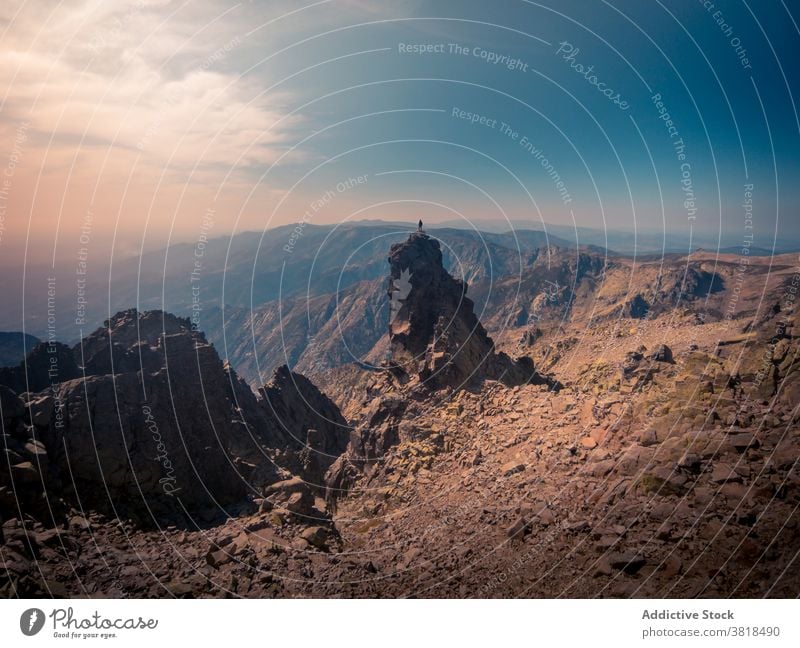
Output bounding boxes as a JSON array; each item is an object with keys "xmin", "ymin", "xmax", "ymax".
[{"xmin": 3, "ymin": 215, "xmax": 800, "ymax": 272}]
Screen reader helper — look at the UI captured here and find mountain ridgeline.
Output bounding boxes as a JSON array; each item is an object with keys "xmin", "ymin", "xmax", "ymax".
[{"xmin": 0, "ymin": 222, "xmax": 751, "ymax": 391}]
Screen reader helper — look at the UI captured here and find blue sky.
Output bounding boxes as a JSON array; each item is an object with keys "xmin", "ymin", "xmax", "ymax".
[{"xmin": 1, "ymin": 0, "xmax": 798, "ymax": 263}]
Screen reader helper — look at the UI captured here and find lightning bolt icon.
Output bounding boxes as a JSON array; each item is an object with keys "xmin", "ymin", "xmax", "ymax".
[{"xmin": 28, "ymin": 610, "xmax": 38, "ymax": 631}]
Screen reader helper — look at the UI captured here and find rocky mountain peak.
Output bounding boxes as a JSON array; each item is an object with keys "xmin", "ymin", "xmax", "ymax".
[
  {"xmin": 387, "ymin": 230, "xmax": 553, "ymax": 390},
  {"xmin": 388, "ymin": 231, "xmax": 466, "ymax": 358},
  {"xmin": 1, "ymin": 308, "xmax": 352, "ymax": 529},
  {"xmin": 75, "ymin": 309, "xmax": 197, "ymax": 376}
]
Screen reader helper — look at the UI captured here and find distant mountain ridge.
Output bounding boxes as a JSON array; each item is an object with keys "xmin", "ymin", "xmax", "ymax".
[
  {"xmin": 0, "ymin": 222, "xmax": 574, "ymax": 344},
  {"xmin": 201, "ymin": 244, "xmax": 794, "ymax": 388},
  {"xmin": 0, "ymin": 332, "xmax": 40, "ymax": 367},
  {"xmin": 1, "ymin": 220, "xmax": 795, "ymax": 386}
]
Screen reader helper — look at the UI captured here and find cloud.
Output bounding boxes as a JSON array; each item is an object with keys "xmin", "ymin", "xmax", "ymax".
[
  {"xmin": 0, "ymin": 0, "xmax": 299, "ymax": 177},
  {"xmin": 0, "ymin": 0, "xmax": 436, "ymax": 264}
]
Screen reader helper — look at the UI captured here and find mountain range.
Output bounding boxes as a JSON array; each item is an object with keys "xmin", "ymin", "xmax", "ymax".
[
  {"xmin": 2, "ymin": 226, "xmax": 799, "ymax": 598},
  {"xmin": 2, "ymin": 220, "xmax": 793, "ymax": 348}
]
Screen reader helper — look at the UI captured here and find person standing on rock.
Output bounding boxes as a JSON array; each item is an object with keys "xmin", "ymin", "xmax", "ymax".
[{"xmin": 418, "ymin": 219, "xmax": 423, "ymax": 232}]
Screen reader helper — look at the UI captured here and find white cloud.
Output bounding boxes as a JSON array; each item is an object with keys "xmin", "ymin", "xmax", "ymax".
[{"xmin": 0, "ymin": 0, "xmax": 300, "ymax": 176}]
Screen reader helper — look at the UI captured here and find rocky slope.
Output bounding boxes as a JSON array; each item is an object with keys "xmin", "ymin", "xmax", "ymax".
[{"xmin": 323, "ymin": 305, "xmax": 800, "ymax": 597}]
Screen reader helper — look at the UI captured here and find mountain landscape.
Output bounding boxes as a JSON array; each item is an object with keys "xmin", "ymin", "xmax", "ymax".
[
  {"xmin": 1, "ymin": 225, "xmax": 798, "ymax": 598},
  {"xmin": 2, "ymin": 8, "xmax": 800, "ymax": 648}
]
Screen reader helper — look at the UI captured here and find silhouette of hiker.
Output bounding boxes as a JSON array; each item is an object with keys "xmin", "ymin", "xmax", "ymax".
[{"xmin": 418, "ymin": 219, "xmax": 423, "ymax": 232}]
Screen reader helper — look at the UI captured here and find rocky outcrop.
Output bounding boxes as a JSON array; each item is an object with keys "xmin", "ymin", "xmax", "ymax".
[
  {"xmin": 326, "ymin": 387, "xmax": 408, "ymax": 491},
  {"xmin": 1, "ymin": 386, "xmax": 62, "ymax": 525},
  {"xmin": 325, "ymin": 232, "xmax": 560, "ymax": 503},
  {"xmin": 624, "ymin": 294, "xmax": 650, "ymax": 319},
  {"xmin": 324, "ymin": 386, "xmax": 409, "ymax": 507},
  {"xmin": 37, "ymin": 312, "xmax": 261, "ymax": 520},
  {"xmin": 258, "ymin": 365, "xmax": 350, "ymax": 486},
  {"xmin": 1, "ymin": 310, "xmax": 351, "ymax": 527},
  {"xmin": 74, "ymin": 309, "xmax": 192, "ymax": 377},
  {"xmin": 387, "ymin": 231, "xmax": 552, "ymax": 390}
]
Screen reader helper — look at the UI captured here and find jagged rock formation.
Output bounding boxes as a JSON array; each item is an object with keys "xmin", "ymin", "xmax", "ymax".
[
  {"xmin": 258, "ymin": 365, "xmax": 350, "ymax": 487},
  {"xmin": 1, "ymin": 309, "xmax": 351, "ymax": 528},
  {"xmin": 325, "ymin": 232, "xmax": 559, "ymax": 503},
  {"xmin": 386, "ymin": 231, "xmax": 551, "ymax": 390},
  {"xmin": 43, "ymin": 314, "xmax": 259, "ymax": 519}
]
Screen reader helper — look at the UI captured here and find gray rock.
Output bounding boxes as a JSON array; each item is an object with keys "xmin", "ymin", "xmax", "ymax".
[
  {"xmin": 608, "ymin": 552, "xmax": 646, "ymax": 574},
  {"xmin": 711, "ymin": 463, "xmax": 743, "ymax": 484},
  {"xmin": 300, "ymin": 525, "xmax": 329, "ymax": 548},
  {"xmin": 501, "ymin": 461, "xmax": 525, "ymax": 477},
  {"xmin": 729, "ymin": 433, "xmax": 759, "ymax": 451},
  {"xmin": 650, "ymin": 344, "xmax": 674, "ymax": 363},
  {"xmin": 28, "ymin": 395, "xmax": 54, "ymax": 427}
]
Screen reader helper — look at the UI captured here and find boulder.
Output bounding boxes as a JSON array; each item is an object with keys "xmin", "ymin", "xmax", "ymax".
[
  {"xmin": 608, "ymin": 552, "xmax": 646, "ymax": 574},
  {"xmin": 677, "ymin": 453, "xmax": 702, "ymax": 473},
  {"xmin": 711, "ymin": 463, "xmax": 743, "ymax": 484},
  {"xmin": 10, "ymin": 461, "xmax": 40, "ymax": 485},
  {"xmin": 650, "ymin": 344, "xmax": 674, "ymax": 363},
  {"xmin": 501, "ymin": 461, "xmax": 526, "ymax": 477},
  {"xmin": 506, "ymin": 517, "xmax": 531, "ymax": 539},
  {"xmin": 639, "ymin": 428, "xmax": 661, "ymax": 447},
  {"xmin": 265, "ymin": 477, "xmax": 315, "ymax": 518},
  {"xmin": 620, "ymin": 351, "xmax": 644, "ymax": 379},
  {"xmin": 28, "ymin": 394, "xmax": 55, "ymax": 427},
  {"xmin": 300, "ymin": 525, "xmax": 329, "ymax": 549},
  {"xmin": 728, "ymin": 433, "xmax": 759, "ymax": 451}
]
